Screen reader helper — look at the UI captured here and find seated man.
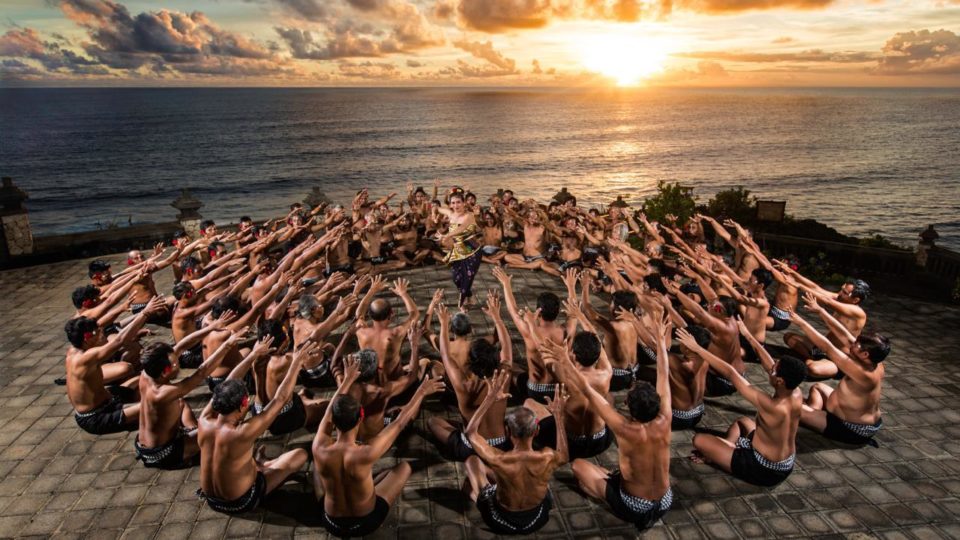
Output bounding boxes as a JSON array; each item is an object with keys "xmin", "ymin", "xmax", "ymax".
[
  {"xmin": 252, "ymin": 320, "xmax": 331, "ymax": 436},
  {"xmin": 463, "ymin": 371, "xmax": 568, "ymax": 535},
  {"xmin": 312, "ymin": 358, "xmax": 443, "ymax": 537},
  {"xmin": 543, "ymin": 315, "xmax": 673, "ymax": 531},
  {"xmin": 790, "ymin": 307, "xmax": 888, "ymax": 446},
  {"xmin": 135, "ymin": 324, "xmax": 256, "ymax": 469},
  {"xmin": 427, "ymin": 297, "xmax": 514, "ymax": 461},
  {"xmin": 682, "ymin": 328, "xmax": 806, "ymax": 487},
  {"xmin": 196, "ymin": 342, "xmax": 315, "ymax": 514},
  {"xmin": 65, "ymin": 297, "xmax": 164, "ymax": 435},
  {"xmin": 528, "ymin": 329, "xmax": 614, "ymax": 459}
]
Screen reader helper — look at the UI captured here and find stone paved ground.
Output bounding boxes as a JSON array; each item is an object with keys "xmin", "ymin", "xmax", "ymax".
[{"xmin": 2, "ymin": 254, "xmax": 960, "ymax": 539}]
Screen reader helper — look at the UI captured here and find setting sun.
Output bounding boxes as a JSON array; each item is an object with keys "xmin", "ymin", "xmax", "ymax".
[{"xmin": 578, "ymin": 31, "xmax": 672, "ymax": 86}]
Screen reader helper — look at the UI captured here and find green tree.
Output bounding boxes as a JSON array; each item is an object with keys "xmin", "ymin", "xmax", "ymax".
[
  {"xmin": 706, "ymin": 186, "xmax": 756, "ymax": 224},
  {"xmin": 642, "ymin": 181, "xmax": 696, "ymax": 225}
]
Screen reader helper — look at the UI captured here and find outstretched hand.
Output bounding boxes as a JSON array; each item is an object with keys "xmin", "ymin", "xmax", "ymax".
[{"xmin": 545, "ymin": 383, "xmax": 568, "ymax": 418}]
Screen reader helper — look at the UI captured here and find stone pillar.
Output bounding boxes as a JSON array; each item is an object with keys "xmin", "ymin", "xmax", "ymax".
[
  {"xmin": 0, "ymin": 177, "xmax": 33, "ymax": 261},
  {"xmin": 171, "ymin": 189, "xmax": 204, "ymax": 238},
  {"xmin": 916, "ymin": 224, "xmax": 939, "ymax": 268}
]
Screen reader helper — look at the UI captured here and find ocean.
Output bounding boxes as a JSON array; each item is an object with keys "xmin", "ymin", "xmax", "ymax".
[{"xmin": 2, "ymin": 87, "xmax": 959, "ymax": 249}]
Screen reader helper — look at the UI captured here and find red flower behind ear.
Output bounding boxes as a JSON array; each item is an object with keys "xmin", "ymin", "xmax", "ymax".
[{"xmin": 359, "ymin": 407, "xmax": 365, "ymax": 422}]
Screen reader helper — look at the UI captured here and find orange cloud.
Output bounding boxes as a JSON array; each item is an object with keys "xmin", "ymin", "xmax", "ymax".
[
  {"xmin": 453, "ymin": 39, "xmax": 516, "ymax": 70},
  {"xmin": 676, "ymin": 49, "xmax": 876, "ymax": 63},
  {"xmin": 872, "ymin": 29, "xmax": 960, "ymax": 75}
]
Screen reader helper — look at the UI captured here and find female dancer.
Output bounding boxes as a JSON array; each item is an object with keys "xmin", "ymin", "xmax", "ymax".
[{"xmin": 436, "ymin": 191, "xmax": 482, "ymax": 309}]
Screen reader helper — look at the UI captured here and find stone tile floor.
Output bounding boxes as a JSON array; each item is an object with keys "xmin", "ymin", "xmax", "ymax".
[{"xmin": 1, "ymin": 255, "xmax": 960, "ymax": 539}]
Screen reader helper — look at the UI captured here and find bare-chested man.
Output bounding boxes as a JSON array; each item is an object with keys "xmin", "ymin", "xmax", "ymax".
[
  {"xmin": 65, "ymin": 296, "xmax": 164, "ymax": 435},
  {"xmin": 527, "ymin": 328, "xmax": 614, "ymax": 459},
  {"xmin": 135, "ymin": 318, "xmax": 247, "ymax": 469},
  {"xmin": 503, "ymin": 206, "xmax": 561, "ymax": 276},
  {"xmin": 196, "ymin": 343, "xmax": 315, "ymax": 514},
  {"xmin": 463, "ymin": 370, "xmax": 568, "ymax": 535},
  {"xmin": 543, "ymin": 315, "xmax": 673, "ymax": 531},
  {"xmin": 492, "ymin": 266, "xmax": 568, "ymax": 404},
  {"xmin": 292, "ymin": 292, "xmax": 356, "ymax": 387},
  {"xmin": 356, "ymin": 277, "xmax": 420, "ymax": 383},
  {"xmin": 338, "ymin": 324, "xmax": 424, "ymax": 441},
  {"xmin": 251, "ymin": 319, "xmax": 331, "ymax": 435},
  {"xmin": 669, "ymin": 283, "xmax": 743, "ymax": 397},
  {"xmin": 427, "ymin": 297, "xmax": 514, "ymax": 460},
  {"xmin": 790, "ymin": 307, "xmax": 888, "ymax": 446},
  {"xmin": 384, "ymin": 213, "xmax": 431, "ymax": 266},
  {"xmin": 784, "ymin": 275, "xmax": 870, "ymax": 378},
  {"xmin": 683, "ymin": 327, "xmax": 807, "ymax": 486},
  {"xmin": 311, "ymin": 358, "xmax": 443, "ymax": 537},
  {"xmin": 580, "ymin": 271, "xmax": 642, "ymax": 391}
]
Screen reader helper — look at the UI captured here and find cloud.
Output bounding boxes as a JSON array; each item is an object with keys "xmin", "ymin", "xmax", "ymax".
[
  {"xmin": 276, "ymin": 0, "xmax": 444, "ymax": 60},
  {"xmin": 532, "ymin": 58, "xmax": 542, "ymax": 73},
  {"xmin": 277, "ymin": 26, "xmax": 400, "ymax": 59},
  {"xmin": 452, "ymin": 39, "xmax": 516, "ymax": 70},
  {"xmin": 455, "ymin": 59, "xmax": 515, "ymax": 77},
  {"xmin": 0, "ymin": 26, "xmax": 109, "ymax": 75},
  {"xmin": 406, "ymin": 58, "xmax": 423, "ymax": 67},
  {"xmin": 274, "ymin": 0, "xmax": 330, "ymax": 22},
  {"xmin": 676, "ymin": 49, "xmax": 876, "ymax": 63},
  {"xmin": 456, "ymin": 0, "xmax": 837, "ymax": 33},
  {"xmin": 51, "ymin": 0, "xmax": 295, "ymax": 76},
  {"xmin": 772, "ymin": 36, "xmax": 794, "ymax": 44},
  {"xmin": 337, "ymin": 59, "xmax": 398, "ymax": 77},
  {"xmin": 872, "ymin": 29, "xmax": 960, "ymax": 75},
  {"xmin": 434, "ymin": 0, "xmax": 456, "ymax": 19}
]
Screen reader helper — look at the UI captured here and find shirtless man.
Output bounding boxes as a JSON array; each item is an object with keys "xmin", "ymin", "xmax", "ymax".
[
  {"xmin": 503, "ymin": 206, "xmax": 561, "ymax": 276},
  {"xmin": 384, "ymin": 213, "xmax": 431, "ymax": 266},
  {"xmin": 783, "ymin": 275, "xmax": 870, "ymax": 378},
  {"xmin": 338, "ymin": 325, "xmax": 425, "ymax": 441},
  {"xmin": 356, "ymin": 214, "xmax": 406, "ymax": 274},
  {"xmin": 670, "ymin": 284, "xmax": 743, "ymax": 397},
  {"xmin": 65, "ymin": 296, "xmax": 164, "ymax": 435},
  {"xmin": 682, "ymin": 327, "xmax": 807, "ymax": 487},
  {"xmin": 492, "ymin": 266, "xmax": 567, "ymax": 404},
  {"xmin": 292, "ymin": 293, "xmax": 356, "ymax": 387},
  {"xmin": 202, "ymin": 279, "xmax": 287, "ymax": 391},
  {"xmin": 135, "ymin": 321, "xmax": 249, "ymax": 469},
  {"xmin": 741, "ymin": 239, "xmax": 799, "ymax": 333},
  {"xmin": 463, "ymin": 370, "xmax": 568, "ymax": 535},
  {"xmin": 790, "ymin": 307, "xmax": 888, "ymax": 445},
  {"xmin": 356, "ymin": 278, "xmax": 420, "ymax": 382},
  {"xmin": 528, "ymin": 329, "xmax": 614, "ymax": 459},
  {"xmin": 196, "ymin": 343, "xmax": 315, "ymax": 514},
  {"xmin": 251, "ymin": 320, "xmax": 331, "ymax": 435},
  {"xmin": 710, "ymin": 267, "xmax": 773, "ymax": 363},
  {"xmin": 312, "ymin": 359, "xmax": 443, "ymax": 537},
  {"xmin": 580, "ymin": 272, "xmax": 641, "ymax": 392},
  {"xmin": 427, "ymin": 297, "xmax": 514, "ymax": 460},
  {"xmin": 542, "ymin": 315, "xmax": 673, "ymax": 531}
]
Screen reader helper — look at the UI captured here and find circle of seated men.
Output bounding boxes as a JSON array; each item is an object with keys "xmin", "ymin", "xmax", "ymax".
[{"xmin": 61, "ymin": 190, "xmax": 890, "ymax": 537}]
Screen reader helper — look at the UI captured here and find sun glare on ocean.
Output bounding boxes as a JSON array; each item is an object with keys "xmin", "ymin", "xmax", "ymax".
[{"xmin": 578, "ymin": 31, "xmax": 672, "ymax": 86}]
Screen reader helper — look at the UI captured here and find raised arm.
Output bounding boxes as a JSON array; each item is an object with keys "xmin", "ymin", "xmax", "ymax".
[
  {"xmin": 354, "ymin": 274, "xmax": 385, "ymax": 321},
  {"xmin": 736, "ymin": 319, "xmax": 775, "ymax": 373},
  {"xmin": 165, "ymin": 330, "xmax": 249, "ymax": 400},
  {"xmin": 803, "ymin": 293, "xmax": 856, "ymax": 348},
  {"xmin": 436, "ymin": 303, "xmax": 465, "ymax": 391},
  {"xmin": 789, "ymin": 310, "xmax": 858, "ymax": 373},
  {"xmin": 391, "ymin": 278, "xmax": 420, "ymax": 333},
  {"xmin": 482, "ymin": 292, "xmax": 513, "ymax": 366},
  {"xmin": 465, "ymin": 370, "xmax": 512, "ymax": 463},
  {"xmin": 241, "ymin": 342, "xmax": 312, "ymax": 438},
  {"xmin": 492, "ymin": 266, "xmax": 529, "ymax": 339},
  {"xmin": 542, "ymin": 340, "xmax": 627, "ymax": 434},
  {"xmin": 367, "ymin": 373, "xmax": 444, "ymax": 459},
  {"xmin": 676, "ymin": 327, "xmax": 765, "ymax": 407},
  {"xmin": 313, "ymin": 354, "xmax": 362, "ymax": 450},
  {"xmin": 172, "ymin": 311, "xmax": 234, "ymax": 356}
]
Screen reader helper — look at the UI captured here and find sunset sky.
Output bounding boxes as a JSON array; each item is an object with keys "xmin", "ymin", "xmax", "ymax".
[{"xmin": 2, "ymin": 0, "xmax": 960, "ymax": 86}]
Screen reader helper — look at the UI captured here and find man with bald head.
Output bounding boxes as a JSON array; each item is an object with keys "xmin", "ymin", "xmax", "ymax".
[
  {"xmin": 463, "ymin": 370, "xmax": 568, "ymax": 535},
  {"xmin": 356, "ymin": 277, "xmax": 420, "ymax": 386}
]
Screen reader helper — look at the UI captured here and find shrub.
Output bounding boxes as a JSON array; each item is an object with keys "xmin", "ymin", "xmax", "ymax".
[
  {"xmin": 642, "ymin": 181, "xmax": 696, "ymax": 225},
  {"xmin": 706, "ymin": 186, "xmax": 756, "ymax": 224},
  {"xmin": 859, "ymin": 234, "xmax": 905, "ymax": 250}
]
